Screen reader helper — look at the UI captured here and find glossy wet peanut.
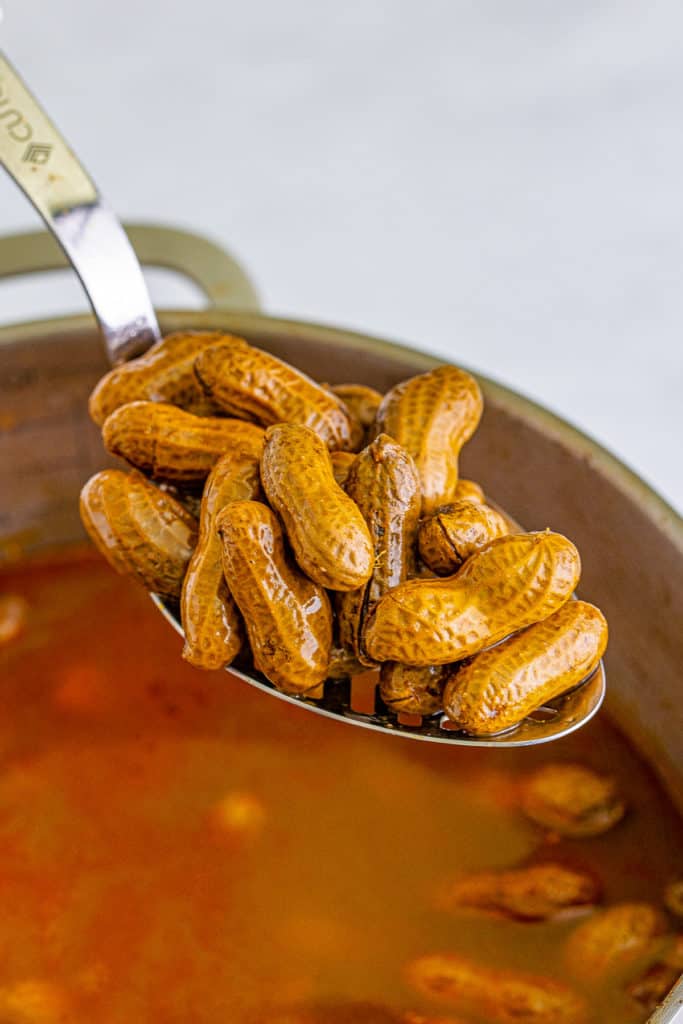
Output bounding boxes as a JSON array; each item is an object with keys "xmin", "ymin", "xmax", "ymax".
[
  {"xmin": 180, "ymin": 453, "xmax": 262, "ymax": 669},
  {"xmin": 406, "ymin": 952, "xmax": 587, "ymax": 1024},
  {"xmin": 330, "ymin": 451, "xmax": 356, "ymax": 489},
  {"xmin": 79, "ymin": 469, "xmax": 198, "ymax": 599},
  {"xmin": 379, "ymin": 663, "xmax": 448, "ymax": 716},
  {"xmin": 328, "ymin": 643, "xmax": 365, "ymax": 679},
  {"xmin": 216, "ymin": 501, "xmax": 332, "ymax": 694},
  {"xmin": 88, "ymin": 331, "xmax": 241, "ymax": 426},
  {"xmin": 337, "ymin": 435, "xmax": 421, "ymax": 663},
  {"xmin": 521, "ymin": 763, "xmax": 626, "ymax": 837},
  {"xmin": 454, "ymin": 479, "xmax": 485, "ymax": 504},
  {"xmin": 363, "ymin": 531, "xmax": 580, "ymax": 666},
  {"xmin": 195, "ymin": 342, "xmax": 353, "ymax": 450},
  {"xmin": 260, "ymin": 424, "xmax": 374, "ymax": 591},
  {"xmin": 418, "ymin": 500, "xmax": 509, "ymax": 575},
  {"xmin": 438, "ymin": 862, "xmax": 600, "ymax": 921},
  {"xmin": 443, "ymin": 601, "xmax": 608, "ymax": 735},
  {"xmin": 331, "ymin": 383, "xmax": 383, "ymax": 450},
  {"xmin": 102, "ymin": 401, "xmax": 265, "ymax": 483},
  {"xmin": 374, "ymin": 365, "xmax": 483, "ymax": 513},
  {"xmin": 564, "ymin": 902, "xmax": 667, "ymax": 982}
]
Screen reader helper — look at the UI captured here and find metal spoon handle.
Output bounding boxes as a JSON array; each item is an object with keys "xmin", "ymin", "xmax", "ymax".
[{"xmin": 0, "ymin": 52, "xmax": 160, "ymax": 363}]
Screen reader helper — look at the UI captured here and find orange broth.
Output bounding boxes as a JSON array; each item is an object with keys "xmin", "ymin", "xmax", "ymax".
[{"xmin": 0, "ymin": 547, "xmax": 680, "ymax": 1023}]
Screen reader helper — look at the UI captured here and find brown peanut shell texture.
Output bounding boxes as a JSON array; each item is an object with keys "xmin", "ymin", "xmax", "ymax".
[
  {"xmin": 330, "ymin": 451, "xmax": 356, "ymax": 489},
  {"xmin": 260, "ymin": 424, "xmax": 374, "ymax": 591},
  {"xmin": 337, "ymin": 434, "xmax": 421, "ymax": 664},
  {"xmin": 195, "ymin": 341, "xmax": 353, "ymax": 450},
  {"xmin": 180, "ymin": 450, "xmax": 263, "ymax": 669},
  {"xmin": 88, "ymin": 331, "xmax": 241, "ymax": 426},
  {"xmin": 379, "ymin": 662, "xmax": 449, "ymax": 716},
  {"xmin": 564, "ymin": 903, "xmax": 667, "ymax": 983},
  {"xmin": 406, "ymin": 952, "xmax": 587, "ymax": 1024},
  {"xmin": 331, "ymin": 383, "xmax": 383, "ymax": 449},
  {"xmin": 373, "ymin": 365, "xmax": 483, "ymax": 513},
  {"xmin": 216, "ymin": 500, "xmax": 333, "ymax": 694},
  {"xmin": 454, "ymin": 478, "xmax": 485, "ymax": 504},
  {"xmin": 363, "ymin": 531, "xmax": 581, "ymax": 666},
  {"xmin": 79, "ymin": 469, "xmax": 198, "ymax": 599},
  {"xmin": 438, "ymin": 862, "xmax": 600, "ymax": 921},
  {"xmin": 443, "ymin": 601, "xmax": 608, "ymax": 735},
  {"xmin": 327, "ymin": 644, "xmax": 365, "ymax": 680},
  {"xmin": 418, "ymin": 499, "xmax": 510, "ymax": 575},
  {"xmin": 521, "ymin": 762, "xmax": 626, "ymax": 837},
  {"xmin": 627, "ymin": 935, "xmax": 683, "ymax": 1012},
  {"xmin": 102, "ymin": 401, "xmax": 265, "ymax": 484}
]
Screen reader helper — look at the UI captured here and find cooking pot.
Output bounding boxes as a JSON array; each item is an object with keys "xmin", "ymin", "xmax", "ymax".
[{"xmin": 1, "ymin": 224, "xmax": 681, "ymax": 1022}]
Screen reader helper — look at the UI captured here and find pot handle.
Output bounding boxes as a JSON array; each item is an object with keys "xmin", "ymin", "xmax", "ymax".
[{"xmin": 0, "ymin": 224, "xmax": 260, "ymax": 313}]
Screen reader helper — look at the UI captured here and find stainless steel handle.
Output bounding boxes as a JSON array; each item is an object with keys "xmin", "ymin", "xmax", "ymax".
[{"xmin": 0, "ymin": 52, "xmax": 160, "ymax": 362}]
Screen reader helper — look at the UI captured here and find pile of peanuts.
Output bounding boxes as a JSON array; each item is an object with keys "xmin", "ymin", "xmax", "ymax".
[{"xmin": 80, "ymin": 331, "xmax": 608, "ymax": 734}]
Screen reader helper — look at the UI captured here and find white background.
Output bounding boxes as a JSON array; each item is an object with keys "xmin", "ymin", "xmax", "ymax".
[{"xmin": 1, "ymin": 1, "xmax": 681, "ymax": 510}]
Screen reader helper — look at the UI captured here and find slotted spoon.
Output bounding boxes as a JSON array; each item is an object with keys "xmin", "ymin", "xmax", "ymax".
[{"xmin": 0, "ymin": 52, "xmax": 605, "ymax": 746}]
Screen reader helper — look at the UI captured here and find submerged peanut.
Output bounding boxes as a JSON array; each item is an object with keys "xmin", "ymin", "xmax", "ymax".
[
  {"xmin": 195, "ymin": 342, "xmax": 353, "ymax": 450},
  {"xmin": 379, "ymin": 663, "xmax": 448, "ymax": 716},
  {"xmin": 438, "ymin": 862, "xmax": 600, "ymax": 921},
  {"xmin": 565, "ymin": 903, "xmax": 667, "ymax": 982},
  {"xmin": 260, "ymin": 424, "xmax": 373, "ymax": 591},
  {"xmin": 374, "ymin": 365, "xmax": 483, "ymax": 513},
  {"xmin": 102, "ymin": 401, "xmax": 264, "ymax": 483},
  {"xmin": 216, "ymin": 501, "xmax": 332, "ymax": 694},
  {"xmin": 418, "ymin": 500, "xmax": 509, "ymax": 575},
  {"xmin": 627, "ymin": 934, "xmax": 683, "ymax": 1012},
  {"xmin": 664, "ymin": 880, "xmax": 683, "ymax": 918},
  {"xmin": 88, "ymin": 331, "xmax": 241, "ymax": 426},
  {"xmin": 406, "ymin": 952, "xmax": 587, "ymax": 1024},
  {"xmin": 0, "ymin": 595, "xmax": 28, "ymax": 647},
  {"xmin": 181, "ymin": 451, "xmax": 262, "ymax": 669},
  {"xmin": 79, "ymin": 469, "xmax": 198, "ymax": 598},
  {"xmin": 363, "ymin": 531, "xmax": 580, "ymax": 666},
  {"xmin": 521, "ymin": 763, "xmax": 626, "ymax": 837},
  {"xmin": 443, "ymin": 601, "xmax": 608, "ymax": 735},
  {"xmin": 337, "ymin": 435, "xmax": 421, "ymax": 663}
]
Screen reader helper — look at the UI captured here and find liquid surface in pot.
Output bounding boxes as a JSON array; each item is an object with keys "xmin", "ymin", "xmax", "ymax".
[{"xmin": 0, "ymin": 547, "xmax": 680, "ymax": 1023}]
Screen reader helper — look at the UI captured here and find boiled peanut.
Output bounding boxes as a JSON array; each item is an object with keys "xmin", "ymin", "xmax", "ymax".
[
  {"xmin": 330, "ymin": 451, "xmax": 356, "ymax": 489},
  {"xmin": 379, "ymin": 663, "xmax": 448, "ymax": 716},
  {"xmin": 438, "ymin": 862, "xmax": 600, "ymax": 921},
  {"xmin": 180, "ymin": 451, "xmax": 262, "ymax": 669},
  {"xmin": 363, "ymin": 531, "xmax": 580, "ymax": 666},
  {"xmin": 664, "ymin": 879, "xmax": 683, "ymax": 918},
  {"xmin": 521, "ymin": 762, "xmax": 626, "ymax": 837},
  {"xmin": 627, "ymin": 936, "xmax": 683, "ymax": 1013},
  {"xmin": 406, "ymin": 952, "xmax": 587, "ymax": 1024},
  {"xmin": 216, "ymin": 501, "xmax": 332, "ymax": 694},
  {"xmin": 337, "ymin": 434, "xmax": 421, "ymax": 663},
  {"xmin": 79, "ymin": 469, "xmax": 198, "ymax": 598},
  {"xmin": 0, "ymin": 595, "xmax": 28, "ymax": 647},
  {"xmin": 328, "ymin": 643, "xmax": 364, "ymax": 679},
  {"xmin": 88, "ymin": 330, "xmax": 241, "ymax": 426},
  {"xmin": 564, "ymin": 902, "xmax": 667, "ymax": 982},
  {"xmin": 195, "ymin": 341, "xmax": 353, "ymax": 450},
  {"xmin": 102, "ymin": 401, "xmax": 264, "ymax": 484},
  {"xmin": 454, "ymin": 479, "xmax": 485, "ymax": 504},
  {"xmin": 374, "ymin": 365, "xmax": 483, "ymax": 513},
  {"xmin": 331, "ymin": 383, "xmax": 383, "ymax": 450},
  {"xmin": 443, "ymin": 601, "xmax": 608, "ymax": 735},
  {"xmin": 260, "ymin": 424, "xmax": 374, "ymax": 591},
  {"xmin": 418, "ymin": 500, "xmax": 509, "ymax": 575}
]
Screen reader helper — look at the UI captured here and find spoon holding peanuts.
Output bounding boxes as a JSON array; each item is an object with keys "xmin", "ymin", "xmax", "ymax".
[{"xmin": 1, "ymin": 52, "xmax": 606, "ymax": 746}]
